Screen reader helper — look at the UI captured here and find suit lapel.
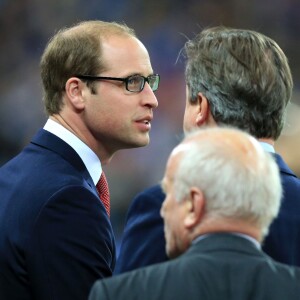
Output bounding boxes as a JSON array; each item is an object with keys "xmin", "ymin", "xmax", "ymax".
[{"xmin": 30, "ymin": 129, "xmax": 95, "ymax": 190}]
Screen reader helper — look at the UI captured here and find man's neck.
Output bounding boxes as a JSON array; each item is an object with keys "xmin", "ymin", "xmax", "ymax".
[
  {"xmin": 50, "ymin": 114, "xmax": 112, "ymax": 165},
  {"xmin": 192, "ymin": 217, "xmax": 262, "ymax": 243}
]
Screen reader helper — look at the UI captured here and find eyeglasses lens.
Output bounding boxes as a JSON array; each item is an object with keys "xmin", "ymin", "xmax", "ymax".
[
  {"xmin": 127, "ymin": 75, "xmax": 159, "ymax": 92},
  {"xmin": 149, "ymin": 75, "xmax": 159, "ymax": 91}
]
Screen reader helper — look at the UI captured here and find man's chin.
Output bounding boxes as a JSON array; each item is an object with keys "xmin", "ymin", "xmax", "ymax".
[
  {"xmin": 121, "ymin": 137, "xmax": 150, "ymax": 150},
  {"xmin": 132, "ymin": 136, "xmax": 150, "ymax": 148}
]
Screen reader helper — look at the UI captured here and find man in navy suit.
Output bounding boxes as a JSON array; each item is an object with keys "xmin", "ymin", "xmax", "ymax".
[
  {"xmin": 0, "ymin": 20, "xmax": 159, "ymax": 300},
  {"xmin": 115, "ymin": 26, "xmax": 300, "ymax": 274},
  {"xmin": 90, "ymin": 128, "xmax": 300, "ymax": 300}
]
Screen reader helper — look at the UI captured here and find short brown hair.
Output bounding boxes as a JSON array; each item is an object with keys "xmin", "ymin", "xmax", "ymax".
[{"xmin": 40, "ymin": 20, "xmax": 136, "ymax": 115}]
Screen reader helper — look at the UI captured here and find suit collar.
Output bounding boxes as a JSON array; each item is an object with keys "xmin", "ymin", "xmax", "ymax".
[
  {"xmin": 257, "ymin": 141, "xmax": 296, "ymax": 178},
  {"xmin": 193, "ymin": 232, "xmax": 260, "ymax": 249},
  {"xmin": 44, "ymin": 119, "xmax": 101, "ymax": 184},
  {"xmin": 31, "ymin": 129, "xmax": 94, "ymax": 188},
  {"xmin": 186, "ymin": 233, "xmax": 265, "ymax": 258},
  {"xmin": 273, "ymin": 153, "xmax": 297, "ymax": 178}
]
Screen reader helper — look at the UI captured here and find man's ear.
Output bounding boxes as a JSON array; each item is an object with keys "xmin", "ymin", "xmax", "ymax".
[
  {"xmin": 65, "ymin": 77, "xmax": 86, "ymax": 110},
  {"xmin": 195, "ymin": 92, "xmax": 210, "ymax": 126},
  {"xmin": 184, "ymin": 187, "xmax": 205, "ymax": 229}
]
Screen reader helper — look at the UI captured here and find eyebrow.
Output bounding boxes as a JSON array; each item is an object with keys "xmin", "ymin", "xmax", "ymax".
[{"xmin": 127, "ymin": 72, "xmax": 155, "ymax": 77}]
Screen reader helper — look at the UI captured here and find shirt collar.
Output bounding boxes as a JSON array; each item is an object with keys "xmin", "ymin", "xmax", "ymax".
[
  {"xmin": 259, "ymin": 141, "xmax": 275, "ymax": 153},
  {"xmin": 43, "ymin": 118, "xmax": 101, "ymax": 185}
]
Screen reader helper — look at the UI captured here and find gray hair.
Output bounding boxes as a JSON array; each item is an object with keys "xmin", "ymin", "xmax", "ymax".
[
  {"xmin": 174, "ymin": 127, "xmax": 282, "ymax": 237},
  {"xmin": 184, "ymin": 26, "xmax": 293, "ymax": 140}
]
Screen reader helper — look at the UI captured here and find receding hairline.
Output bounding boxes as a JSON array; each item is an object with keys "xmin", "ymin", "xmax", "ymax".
[{"xmin": 59, "ymin": 20, "xmax": 136, "ymax": 41}]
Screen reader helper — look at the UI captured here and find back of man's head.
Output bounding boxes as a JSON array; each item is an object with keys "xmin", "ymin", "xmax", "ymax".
[
  {"xmin": 174, "ymin": 127, "xmax": 282, "ymax": 239},
  {"xmin": 184, "ymin": 27, "xmax": 293, "ymax": 140}
]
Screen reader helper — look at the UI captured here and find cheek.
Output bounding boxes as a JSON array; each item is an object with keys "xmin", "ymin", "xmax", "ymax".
[
  {"xmin": 96, "ymin": 105, "xmax": 129, "ymax": 131},
  {"xmin": 162, "ymin": 199, "xmax": 173, "ymax": 236},
  {"xmin": 165, "ymin": 219, "xmax": 185, "ymax": 259},
  {"xmin": 183, "ymin": 109, "xmax": 193, "ymax": 133},
  {"xmin": 164, "ymin": 221, "xmax": 176, "ymax": 257}
]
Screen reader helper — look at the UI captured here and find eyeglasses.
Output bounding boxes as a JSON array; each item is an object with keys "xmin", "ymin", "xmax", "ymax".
[{"xmin": 75, "ymin": 74, "xmax": 160, "ymax": 92}]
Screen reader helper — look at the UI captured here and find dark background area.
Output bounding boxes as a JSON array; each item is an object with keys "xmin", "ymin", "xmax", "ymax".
[{"xmin": 1, "ymin": 0, "xmax": 300, "ymax": 251}]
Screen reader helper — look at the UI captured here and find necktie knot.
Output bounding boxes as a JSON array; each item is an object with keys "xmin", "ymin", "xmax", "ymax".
[{"xmin": 96, "ymin": 172, "xmax": 110, "ymax": 217}]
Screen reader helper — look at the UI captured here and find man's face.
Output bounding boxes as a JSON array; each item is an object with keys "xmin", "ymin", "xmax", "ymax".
[
  {"xmin": 83, "ymin": 35, "xmax": 158, "ymax": 153},
  {"xmin": 160, "ymin": 147, "xmax": 190, "ymax": 259}
]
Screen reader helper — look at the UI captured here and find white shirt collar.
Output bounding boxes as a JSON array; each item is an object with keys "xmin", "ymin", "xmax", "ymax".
[
  {"xmin": 259, "ymin": 141, "xmax": 275, "ymax": 153},
  {"xmin": 43, "ymin": 118, "xmax": 101, "ymax": 185}
]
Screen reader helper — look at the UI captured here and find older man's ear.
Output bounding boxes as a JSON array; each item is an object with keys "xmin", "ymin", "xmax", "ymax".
[{"xmin": 183, "ymin": 187, "xmax": 205, "ymax": 229}]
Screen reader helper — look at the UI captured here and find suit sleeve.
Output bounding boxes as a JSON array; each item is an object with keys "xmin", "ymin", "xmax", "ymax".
[
  {"xmin": 26, "ymin": 186, "xmax": 116, "ymax": 300},
  {"xmin": 262, "ymin": 174, "xmax": 300, "ymax": 266},
  {"xmin": 114, "ymin": 185, "xmax": 168, "ymax": 274}
]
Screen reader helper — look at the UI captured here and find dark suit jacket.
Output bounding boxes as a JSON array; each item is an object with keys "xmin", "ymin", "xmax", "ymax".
[
  {"xmin": 115, "ymin": 153, "xmax": 300, "ymax": 273},
  {"xmin": 0, "ymin": 129, "xmax": 116, "ymax": 300},
  {"xmin": 92, "ymin": 234, "xmax": 300, "ymax": 300}
]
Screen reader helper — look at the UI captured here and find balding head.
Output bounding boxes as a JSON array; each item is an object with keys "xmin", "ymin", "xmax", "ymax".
[{"xmin": 161, "ymin": 127, "xmax": 282, "ymax": 258}]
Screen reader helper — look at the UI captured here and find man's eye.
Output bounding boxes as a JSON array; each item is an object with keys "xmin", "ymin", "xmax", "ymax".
[{"xmin": 128, "ymin": 76, "xmax": 141, "ymax": 85}]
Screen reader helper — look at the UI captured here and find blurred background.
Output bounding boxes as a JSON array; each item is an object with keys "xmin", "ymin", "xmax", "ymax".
[{"xmin": 1, "ymin": 0, "xmax": 300, "ymax": 252}]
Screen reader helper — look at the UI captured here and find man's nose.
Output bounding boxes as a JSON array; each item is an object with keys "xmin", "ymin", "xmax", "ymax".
[{"xmin": 142, "ymin": 82, "xmax": 158, "ymax": 108}]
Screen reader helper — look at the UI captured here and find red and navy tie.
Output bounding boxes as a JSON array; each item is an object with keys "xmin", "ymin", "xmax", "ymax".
[{"xmin": 96, "ymin": 172, "xmax": 110, "ymax": 217}]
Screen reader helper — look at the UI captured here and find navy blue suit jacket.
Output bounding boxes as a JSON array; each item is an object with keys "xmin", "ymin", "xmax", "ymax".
[
  {"xmin": 115, "ymin": 153, "xmax": 300, "ymax": 273},
  {"xmin": 0, "ymin": 129, "xmax": 116, "ymax": 300},
  {"xmin": 96, "ymin": 234, "xmax": 300, "ymax": 300}
]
